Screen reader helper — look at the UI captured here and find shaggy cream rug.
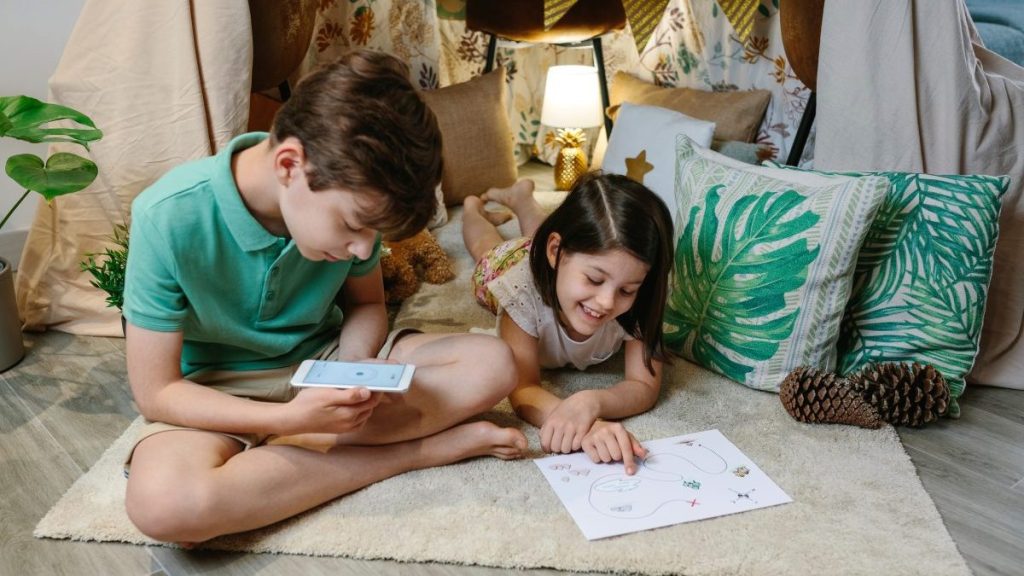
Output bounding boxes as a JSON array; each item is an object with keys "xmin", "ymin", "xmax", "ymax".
[{"xmin": 36, "ymin": 201, "xmax": 970, "ymax": 575}]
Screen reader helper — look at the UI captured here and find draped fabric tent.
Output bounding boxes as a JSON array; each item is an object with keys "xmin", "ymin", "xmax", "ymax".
[
  {"xmin": 814, "ymin": 0, "xmax": 1024, "ymax": 389},
  {"xmin": 15, "ymin": 0, "xmax": 252, "ymax": 336}
]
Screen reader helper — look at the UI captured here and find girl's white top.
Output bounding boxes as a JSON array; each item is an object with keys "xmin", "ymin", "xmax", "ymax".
[{"xmin": 487, "ymin": 260, "xmax": 631, "ymax": 370}]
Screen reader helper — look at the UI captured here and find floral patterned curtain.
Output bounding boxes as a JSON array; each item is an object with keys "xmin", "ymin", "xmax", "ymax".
[{"xmin": 299, "ymin": 0, "xmax": 812, "ymax": 166}]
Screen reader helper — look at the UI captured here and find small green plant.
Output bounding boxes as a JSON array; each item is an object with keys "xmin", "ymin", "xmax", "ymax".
[
  {"xmin": 80, "ymin": 223, "xmax": 129, "ymax": 310},
  {"xmin": 1, "ymin": 95, "xmax": 102, "ymax": 230}
]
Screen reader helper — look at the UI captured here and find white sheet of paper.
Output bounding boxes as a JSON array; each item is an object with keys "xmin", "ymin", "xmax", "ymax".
[{"xmin": 534, "ymin": 429, "xmax": 792, "ymax": 540}]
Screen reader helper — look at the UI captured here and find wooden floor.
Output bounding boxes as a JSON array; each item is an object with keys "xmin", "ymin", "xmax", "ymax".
[{"xmin": 2, "ymin": 330, "xmax": 1022, "ymax": 576}]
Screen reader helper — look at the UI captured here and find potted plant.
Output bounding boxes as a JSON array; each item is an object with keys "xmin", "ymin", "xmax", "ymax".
[{"xmin": 1, "ymin": 95, "xmax": 102, "ymax": 372}]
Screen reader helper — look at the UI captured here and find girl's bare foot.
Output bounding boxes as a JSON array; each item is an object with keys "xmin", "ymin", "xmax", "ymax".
[
  {"xmin": 464, "ymin": 195, "xmax": 514, "ymax": 226},
  {"xmin": 424, "ymin": 421, "xmax": 528, "ymax": 463},
  {"xmin": 481, "ymin": 178, "xmax": 536, "ymax": 212}
]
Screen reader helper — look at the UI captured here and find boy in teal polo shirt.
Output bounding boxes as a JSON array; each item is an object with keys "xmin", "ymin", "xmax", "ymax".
[{"xmin": 121, "ymin": 50, "xmax": 527, "ymax": 545}]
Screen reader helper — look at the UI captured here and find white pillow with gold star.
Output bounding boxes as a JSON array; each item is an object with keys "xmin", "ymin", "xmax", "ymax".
[{"xmin": 602, "ymin": 102, "xmax": 715, "ymax": 228}]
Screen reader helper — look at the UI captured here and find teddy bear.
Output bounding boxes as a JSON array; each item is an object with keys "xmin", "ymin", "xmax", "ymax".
[{"xmin": 380, "ymin": 228, "xmax": 456, "ymax": 304}]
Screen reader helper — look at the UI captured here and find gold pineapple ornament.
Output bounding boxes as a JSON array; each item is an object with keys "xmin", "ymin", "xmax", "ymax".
[
  {"xmin": 850, "ymin": 362, "xmax": 950, "ymax": 428},
  {"xmin": 780, "ymin": 366, "xmax": 884, "ymax": 429},
  {"xmin": 553, "ymin": 128, "xmax": 588, "ymax": 191}
]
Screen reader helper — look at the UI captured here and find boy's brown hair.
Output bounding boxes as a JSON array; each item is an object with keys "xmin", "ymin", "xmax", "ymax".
[{"xmin": 271, "ymin": 49, "xmax": 442, "ymax": 240}]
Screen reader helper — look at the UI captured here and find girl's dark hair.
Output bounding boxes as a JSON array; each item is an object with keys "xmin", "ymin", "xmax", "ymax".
[
  {"xmin": 271, "ymin": 49, "xmax": 442, "ymax": 240},
  {"xmin": 529, "ymin": 172, "xmax": 674, "ymax": 373}
]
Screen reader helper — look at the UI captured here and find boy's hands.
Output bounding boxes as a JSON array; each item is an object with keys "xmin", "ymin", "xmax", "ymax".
[
  {"xmin": 582, "ymin": 420, "xmax": 647, "ymax": 476},
  {"xmin": 281, "ymin": 387, "xmax": 382, "ymax": 435},
  {"xmin": 539, "ymin": 391, "xmax": 599, "ymax": 455}
]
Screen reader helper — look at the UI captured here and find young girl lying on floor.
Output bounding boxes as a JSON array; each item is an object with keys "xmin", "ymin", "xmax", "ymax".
[{"xmin": 462, "ymin": 172, "xmax": 675, "ymax": 475}]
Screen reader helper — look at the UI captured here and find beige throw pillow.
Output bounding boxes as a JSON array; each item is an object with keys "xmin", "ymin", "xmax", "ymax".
[
  {"xmin": 420, "ymin": 68, "xmax": 518, "ymax": 205},
  {"xmin": 609, "ymin": 71, "xmax": 771, "ymax": 143}
]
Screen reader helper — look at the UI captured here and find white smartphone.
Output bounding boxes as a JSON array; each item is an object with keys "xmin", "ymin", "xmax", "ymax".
[{"xmin": 290, "ymin": 359, "xmax": 415, "ymax": 393}]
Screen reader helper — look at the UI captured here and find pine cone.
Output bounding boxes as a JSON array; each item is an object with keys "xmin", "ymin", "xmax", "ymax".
[
  {"xmin": 780, "ymin": 367, "xmax": 884, "ymax": 429},
  {"xmin": 851, "ymin": 362, "xmax": 950, "ymax": 427}
]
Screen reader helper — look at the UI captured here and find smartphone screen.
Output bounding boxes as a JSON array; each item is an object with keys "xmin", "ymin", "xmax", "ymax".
[{"xmin": 303, "ymin": 361, "xmax": 408, "ymax": 389}]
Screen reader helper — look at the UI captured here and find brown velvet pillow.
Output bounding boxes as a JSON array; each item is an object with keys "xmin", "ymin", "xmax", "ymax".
[
  {"xmin": 608, "ymin": 71, "xmax": 771, "ymax": 143},
  {"xmin": 420, "ymin": 68, "xmax": 518, "ymax": 205}
]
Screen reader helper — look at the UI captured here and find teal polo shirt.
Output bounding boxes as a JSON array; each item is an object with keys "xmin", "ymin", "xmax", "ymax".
[{"xmin": 123, "ymin": 132, "xmax": 381, "ymax": 376}]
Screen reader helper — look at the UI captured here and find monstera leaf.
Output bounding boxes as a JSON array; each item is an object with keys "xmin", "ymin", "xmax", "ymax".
[
  {"xmin": 6, "ymin": 153, "xmax": 98, "ymax": 200},
  {"xmin": 0, "ymin": 95, "xmax": 102, "ymax": 147},
  {"xmin": 664, "ymin": 186, "xmax": 819, "ymax": 382},
  {"xmin": 1, "ymin": 95, "xmax": 103, "ymax": 230}
]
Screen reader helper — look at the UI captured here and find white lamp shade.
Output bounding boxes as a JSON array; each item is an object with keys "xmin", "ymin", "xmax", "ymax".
[{"xmin": 540, "ymin": 65, "xmax": 604, "ymax": 129}]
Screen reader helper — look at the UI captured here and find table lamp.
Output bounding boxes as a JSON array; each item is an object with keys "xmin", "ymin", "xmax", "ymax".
[{"xmin": 541, "ymin": 65, "xmax": 604, "ymax": 190}]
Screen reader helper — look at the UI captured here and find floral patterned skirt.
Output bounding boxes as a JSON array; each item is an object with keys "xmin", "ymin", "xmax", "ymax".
[{"xmin": 471, "ymin": 236, "xmax": 532, "ymax": 314}]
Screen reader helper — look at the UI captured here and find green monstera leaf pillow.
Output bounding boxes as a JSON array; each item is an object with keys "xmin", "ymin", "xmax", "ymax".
[
  {"xmin": 664, "ymin": 136, "xmax": 889, "ymax": 391},
  {"xmin": 768, "ymin": 162, "xmax": 1009, "ymax": 417}
]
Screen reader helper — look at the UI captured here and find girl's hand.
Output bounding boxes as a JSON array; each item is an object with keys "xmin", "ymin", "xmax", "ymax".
[
  {"xmin": 540, "ymin": 391, "xmax": 600, "ymax": 454},
  {"xmin": 582, "ymin": 420, "xmax": 647, "ymax": 475},
  {"xmin": 281, "ymin": 386, "xmax": 382, "ymax": 435}
]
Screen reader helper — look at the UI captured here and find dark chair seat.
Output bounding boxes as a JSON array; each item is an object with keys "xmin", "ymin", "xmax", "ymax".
[
  {"xmin": 249, "ymin": 0, "xmax": 318, "ymax": 95},
  {"xmin": 466, "ymin": 0, "xmax": 625, "ymax": 45}
]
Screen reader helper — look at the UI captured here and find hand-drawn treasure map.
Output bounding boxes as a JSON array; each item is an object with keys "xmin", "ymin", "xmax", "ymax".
[{"xmin": 534, "ymin": 429, "xmax": 792, "ymax": 539}]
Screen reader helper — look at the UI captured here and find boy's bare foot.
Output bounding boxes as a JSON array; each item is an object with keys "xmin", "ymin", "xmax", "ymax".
[
  {"xmin": 425, "ymin": 421, "xmax": 528, "ymax": 463},
  {"xmin": 464, "ymin": 195, "xmax": 514, "ymax": 226},
  {"xmin": 481, "ymin": 179, "xmax": 536, "ymax": 212}
]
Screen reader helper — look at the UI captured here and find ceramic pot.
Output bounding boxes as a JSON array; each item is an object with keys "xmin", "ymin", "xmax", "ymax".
[{"xmin": 0, "ymin": 256, "xmax": 25, "ymax": 372}]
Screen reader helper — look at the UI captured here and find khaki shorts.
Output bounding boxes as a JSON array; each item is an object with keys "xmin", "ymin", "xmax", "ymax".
[{"xmin": 124, "ymin": 327, "xmax": 420, "ymax": 470}]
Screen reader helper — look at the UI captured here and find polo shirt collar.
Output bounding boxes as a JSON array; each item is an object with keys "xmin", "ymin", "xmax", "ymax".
[{"xmin": 213, "ymin": 132, "xmax": 285, "ymax": 252}]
